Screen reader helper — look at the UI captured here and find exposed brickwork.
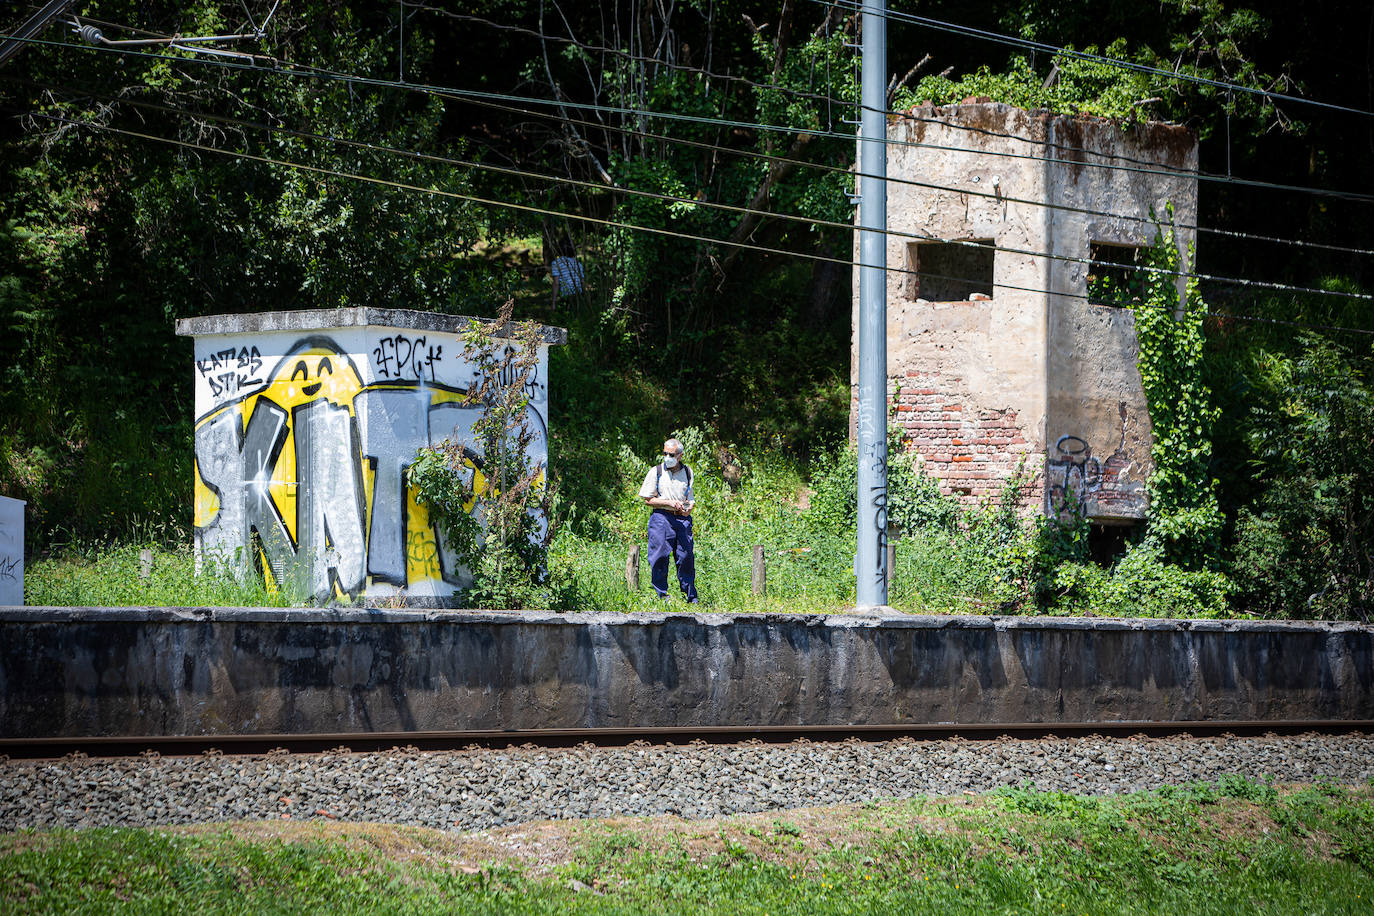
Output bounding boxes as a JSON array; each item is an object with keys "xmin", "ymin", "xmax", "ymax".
[{"xmin": 889, "ymin": 371, "xmax": 1043, "ymax": 510}]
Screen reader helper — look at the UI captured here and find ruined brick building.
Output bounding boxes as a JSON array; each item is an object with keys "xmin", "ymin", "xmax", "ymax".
[{"xmin": 853, "ymin": 101, "xmax": 1198, "ymax": 548}]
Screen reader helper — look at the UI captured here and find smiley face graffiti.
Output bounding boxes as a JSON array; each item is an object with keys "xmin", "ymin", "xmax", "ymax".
[{"xmin": 192, "ymin": 334, "xmax": 501, "ymax": 603}]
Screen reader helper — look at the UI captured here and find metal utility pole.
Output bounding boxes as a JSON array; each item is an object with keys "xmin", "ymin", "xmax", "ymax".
[
  {"xmin": 855, "ymin": 0, "xmax": 889, "ymax": 607},
  {"xmin": 0, "ymin": 0, "xmax": 76, "ymax": 67}
]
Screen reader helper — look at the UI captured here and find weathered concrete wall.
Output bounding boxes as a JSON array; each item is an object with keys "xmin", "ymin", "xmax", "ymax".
[
  {"xmin": 0, "ymin": 496, "xmax": 23, "ymax": 606},
  {"xmin": 175, "ymin": 309, "xmax": 565, "ymax": 606},
  {"xmin": 2, "ymin": 608, "xmax": 1369, "ymax": 738},
  {"xmin": 856, "ymin": 103, "xmax": 1198, "ymax": 520},
  {"xmin": 1043, "ymin": 115, "xmax": 1196, "ymax": 521}
]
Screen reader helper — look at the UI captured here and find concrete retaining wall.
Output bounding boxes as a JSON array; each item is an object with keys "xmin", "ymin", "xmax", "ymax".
[{"xmin": 1, "ymin": 607, "xmax": 1370, "ymax": 738}]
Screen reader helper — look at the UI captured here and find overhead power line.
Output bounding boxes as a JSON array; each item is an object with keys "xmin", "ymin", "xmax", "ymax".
[
  {"xmin": 402, "ymin": 4, "xmax": 855, "ymax": 118},
  {"xmin": 0, "ymin": 0, "xmax": 75, "ymax": 67},
  {"xmin": 443, "ymin": 87, "xmax": 1374, "ymax": 259},
  {"xmin": 10, "ymin": 32, "xmax": 1374, "ymax": 205},
  {"xmin": 32, "ymin": 111, "xmax": 1374, "ymax": 339},
  {"xmin": 419, "ymin": 2, "xmax": 1334, "ymax": 190},
  {"xmin": 16, "ymin": 69, "xmax": 1374, "ymax": 291},
  {"xmin": 39, "ymin": 83, "xmax": 1368, "ymax": 305},
  {"xmin": 819, "ymin": 0, "xmax": 1374, "ymax": 120}
]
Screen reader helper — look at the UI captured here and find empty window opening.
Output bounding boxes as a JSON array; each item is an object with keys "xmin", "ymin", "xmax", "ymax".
[
  {"xmin": 1088, "ymin": 520, "xmax": 1137, "ymax": 567},
  {"xmin": 1087, "ymin": 243, "xmax": 1145, "ymax": 306},
  {"xmin": 909, "ymin": 239, "xmax": 994, "ymax": 302}
]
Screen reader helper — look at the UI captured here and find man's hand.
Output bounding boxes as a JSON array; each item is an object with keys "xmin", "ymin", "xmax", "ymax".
[{"xmin": 645, "ymin": 496, "xmax": 687, "ymax": 516}]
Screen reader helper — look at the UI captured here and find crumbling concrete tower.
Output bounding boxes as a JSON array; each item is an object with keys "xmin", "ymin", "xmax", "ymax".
[{"xmin": 854, "ymin": 101, "xmax": 1198, "ymax": 541}]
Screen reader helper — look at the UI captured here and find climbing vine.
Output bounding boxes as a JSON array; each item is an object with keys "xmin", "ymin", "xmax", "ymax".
[
  {"xmin": 1129, "ymin": 221, "xmax": 1224, "ymax": 570},
  {"xmin": 409, "ymin": 301, "xmax": 555, "ymax": 608}
]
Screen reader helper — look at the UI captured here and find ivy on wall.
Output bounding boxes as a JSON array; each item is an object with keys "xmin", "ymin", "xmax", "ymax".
[{"xmin": 1132, "ymin": 222, "xmax": 1225, "ymax": 570}]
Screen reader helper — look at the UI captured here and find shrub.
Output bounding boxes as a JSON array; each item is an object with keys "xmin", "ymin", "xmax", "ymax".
[
  {"xmin": 806, "ymin": 434, "xmax": 961, "ymax": 540},
  {"xmin": 1228, "ymin": 336, "xmax": 1374, "ymax": 620},
  {"xmin": 409, "ymin": 304, "xmax": 554, "ymax": 609},
  {"xmin": 1094, "ymin": 544, "xmax": 1233, "ymax": 618}
]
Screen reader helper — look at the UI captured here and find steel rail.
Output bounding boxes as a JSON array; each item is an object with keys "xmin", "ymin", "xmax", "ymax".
[{"xmin": 3, "ymin": 720, "xmax": 1372, "ymax": 760}]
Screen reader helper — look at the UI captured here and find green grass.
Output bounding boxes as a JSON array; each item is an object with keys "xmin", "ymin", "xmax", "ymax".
[
  {"xmin": 14, "ymin": 434, "xmax": 1244, "ymax": 618},
  {"xmin": 24, "ymin": 543, "xmax": 296, "ymax": 608},
  {"xmin": 3, "ymin": 781, "xmax": 1372, "ymax": 913}
]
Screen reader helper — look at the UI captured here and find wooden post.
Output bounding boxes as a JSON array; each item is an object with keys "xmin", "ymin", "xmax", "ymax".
[
  {"xmin": 752, "ymin": 545, "xmax": 766, "ymax": 596},
  {"xmin": 886, "ymin": 535, "xmax": 896, "ymax": 589},
  {"xmin": 139, "ymin": 548, "xmax": 154, "ymax": 581},
  {"xmin": 626, "ymin": 545, "xmax": 640, "ymax": 592}
]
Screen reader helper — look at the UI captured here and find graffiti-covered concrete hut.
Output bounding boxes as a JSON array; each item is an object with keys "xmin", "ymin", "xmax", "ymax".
[
  {"xmin": 177, "ymin": 308, "xmax": 565, "ymax": 605},
  {"xmin": 855, "ymin": 101, "xmax": 1198, "ymax": 540}
]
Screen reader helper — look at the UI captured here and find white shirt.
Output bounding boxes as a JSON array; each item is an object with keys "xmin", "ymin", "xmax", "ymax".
[{"xmin": 639, "ymin": 463, "xmax": 693, "ymax": 504}]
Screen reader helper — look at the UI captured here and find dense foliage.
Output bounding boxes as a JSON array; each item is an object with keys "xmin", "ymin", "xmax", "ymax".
[
  {"xmin": 1131, "ymin": 229, "xmax": 1224, "ymax": 571},
  {"xmin": 1225, "ymin": 338, "xmax": 1374, "ymax": 620}
]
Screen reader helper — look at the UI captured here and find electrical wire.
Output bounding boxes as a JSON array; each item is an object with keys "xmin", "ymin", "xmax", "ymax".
[
  {"xmin": 14, "ymin": 71, "xmax": 1370, "ymax": 304},
  {"xmin": 30, "ymin": 110, "xmax": 1374, "ymax": 339},
  {"xmin": 401, "ymin": 3, "xmax": 854, "ymax": 116},
  {"xmin": 820, "ymin": 0, "xmax": 1374, "ymax": 120},
  {"xmin": 10, "ymin": 32, "xmax": 1374, "ymax": 205},
  {"xmin": 446, "ymin": 85, "xmax": 1374, "ymax": 259},
  {"xmin": 33, "ymin": 81, "xmax": 1368, "ymax": 304},
  {"xmin": 8, "ymin": 38, "xmax": 1373, "ymax": 295},
  {"xmin": 416, "ymin": 0, "xmax": 1374, "ymax": 191}
]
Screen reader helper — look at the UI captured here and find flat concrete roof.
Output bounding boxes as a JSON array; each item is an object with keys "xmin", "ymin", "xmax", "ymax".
[{"xmin": 175, "ymin": 308, "xmax": 567, "ymax": 345}]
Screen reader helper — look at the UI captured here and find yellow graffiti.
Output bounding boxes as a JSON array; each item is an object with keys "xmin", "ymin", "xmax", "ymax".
[
  {"xmin": 193, "ymin": 341, "xmax": 482, "ymax": 597},
  {"xmin": 406, "ymin": 496, "xmax": 444, "ymax": 584},
  {"xmin": 273, "ymin": 348, "xmax": 364, "ymax": 543},
  {"xmin": 192, "ymin": 458, "xmax": 220, "ymax": 529}
]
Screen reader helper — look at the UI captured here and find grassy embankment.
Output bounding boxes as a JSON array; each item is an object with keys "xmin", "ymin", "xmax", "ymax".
[
  {"xmin": 20, "ymin": 435, "xmax": 1225, "ymax": 617},
  {"xmin": 17, "ymin": 449, "xmax": 1053, "ymax": 614},
  {"xmin": 3, "ymin": 780, "xmax": 1372, "ymax": 913},
  {"xmin": 22, "ymin": 434, "xmax": 1236, "ymax": 619}
]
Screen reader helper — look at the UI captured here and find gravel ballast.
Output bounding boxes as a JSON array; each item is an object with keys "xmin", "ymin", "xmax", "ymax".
[{"xmin": 3, "ymin": 734, "xmax": 1372, "ymax": 833}]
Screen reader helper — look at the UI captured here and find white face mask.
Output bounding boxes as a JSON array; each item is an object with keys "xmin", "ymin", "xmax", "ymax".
[{"xmin": 663, "ymin": 454, "xmax": 680, "ymax": 469}]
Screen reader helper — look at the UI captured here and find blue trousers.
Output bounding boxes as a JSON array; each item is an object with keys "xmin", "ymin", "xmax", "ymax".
[{"xmin": 647, "ymin": 510, "xmax": 697, "ymax": 602}]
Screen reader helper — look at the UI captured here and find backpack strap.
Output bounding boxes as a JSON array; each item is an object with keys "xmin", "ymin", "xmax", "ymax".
[{"xmin": 654, "ymin": 462, "xmax": 693, "ymax": 494}]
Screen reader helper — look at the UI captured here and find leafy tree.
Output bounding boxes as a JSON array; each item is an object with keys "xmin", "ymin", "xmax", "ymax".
[
  {"xmin": 1230, "ymin": 337, "xmax": 1374, "ymax": 620},
  {"xmin": 0, "ymin": 0, "xmax": 485, "ymax": 545}
]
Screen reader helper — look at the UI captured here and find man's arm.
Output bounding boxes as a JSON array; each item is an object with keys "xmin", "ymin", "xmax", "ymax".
[{"xmin": 644, "ymin": 493, "xmax": 689, "ymax": 515}]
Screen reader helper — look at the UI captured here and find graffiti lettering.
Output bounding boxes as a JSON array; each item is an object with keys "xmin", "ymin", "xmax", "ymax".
[
  {"xmin": 194, "ymin": 334, "xmax": 548, "ymax": 603},
  {"xmin": 425, "ymin": 401, "xmax": 483, "ymax": 584},
  {"xmin": 0, "ymin": 555, "xmax": 18, "ymax": 582},
  {"xmin": 197, "ymin": 346, "xmax": 264, "ymax": 399},
  {"xmin": 293, "ymin": 398, "xmax": 367, "ymax": 598},
  {"xmin": 856, "ymin": 385, "xmax": 877, "ymax": 438},
  {"xmin": 406, "ymin": 526, "xmax": 442, "ymax": 582},
  {"xmin": 373, "ymin": 334, "xmax": 442, "ymax": 382},
  {"xmin": 1046, "ymin": 434, "xmax": 1102, "ymax": 517},
  {"xmin": 358, "ymin": 388, "xmax": 427, "ymax": 586},
  {"xmin": 1045, "ymin": 405, "xmax": 1146, "ymax": 519},
  {"xmin": 196, "ymin": 397, "xmax": 297, "ymax": 586}
]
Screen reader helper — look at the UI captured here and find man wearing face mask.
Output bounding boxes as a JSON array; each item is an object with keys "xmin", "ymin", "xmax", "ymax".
[{"xmin": 639, "ymin": 437, "xmax": 698, "ymax": 602}]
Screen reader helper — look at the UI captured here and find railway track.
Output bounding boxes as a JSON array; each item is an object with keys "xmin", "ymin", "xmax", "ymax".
[{"xmin": 5, "ymin": 719, "xmax": 1373, "ymax": 759}]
